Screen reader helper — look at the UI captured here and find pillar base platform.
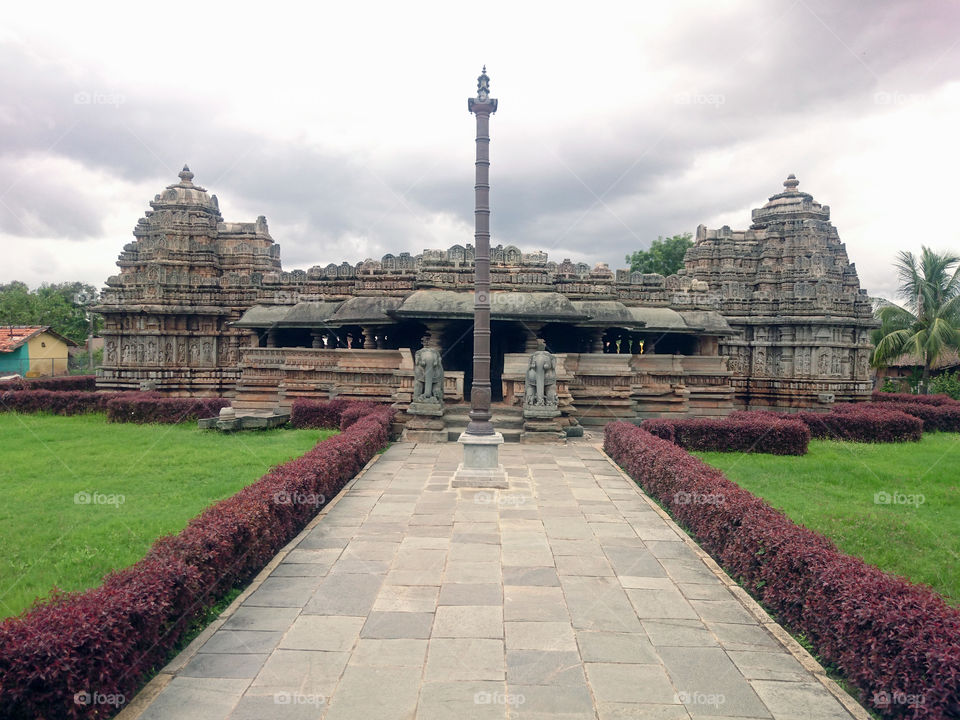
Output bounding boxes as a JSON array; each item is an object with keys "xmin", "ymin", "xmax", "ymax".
[{"xmin": 451, "ymin": 431, "xmax": 508, "ymax": 488}]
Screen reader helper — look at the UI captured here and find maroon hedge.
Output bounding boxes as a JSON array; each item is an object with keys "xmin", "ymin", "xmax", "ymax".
[
  {"xmin": 290, "ymin": 398, "xmax": 353, "ymax": 429},
  {"xmin": 641, "ymin": 416, "xmax": 809, "ymax": 455},
  {"xmin": 834, "ymin": 401, "xmax": 960, "ymax": 433},
  {"xmin": 0, "ymin": 409, "xmax": 395, "ymax": 720},
  {"xmin": 0, "ymin": 375, "xmax": 97, "ymax": 392},
  {"xmin": 604, "ymin": 421, "xmax": 960, "ymax": 720},
  {"xmin": 871, "ymin": 391, "xmax": 959, "ymax": 407},
  {"xmin": 731, "ymin": 408, "xmax": 923, "ymax": 443},
  {"xmin": 105, "ymin": 397, "xmax": 230, "ymax": 424},
  {"xmin": 0, "ymin": 390, "xmax": 110, "ymax": 416}
]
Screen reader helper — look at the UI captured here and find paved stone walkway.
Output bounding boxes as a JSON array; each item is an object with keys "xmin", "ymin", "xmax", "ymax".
[{"xmin": 124, "ymin": 442, "xmax": 866, "ymax": 720}]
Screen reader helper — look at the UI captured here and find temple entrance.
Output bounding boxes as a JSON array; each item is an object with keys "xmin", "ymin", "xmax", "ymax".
[{"xmin": 438, "ymin": 320, "xmax": 524, "ymax": 401}]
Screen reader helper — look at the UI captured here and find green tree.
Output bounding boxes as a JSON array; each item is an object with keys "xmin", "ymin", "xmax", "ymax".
[
  {"xmin": 871, "ymin": 247, "xmax": 960, "ymax": 393},
  {"xmin": 626, "ymin": 233, "xmax": 694, "ymax": 276},
  {"xmin": 0, "ymin": 281, "xmax": 102, "ymax": 345}
]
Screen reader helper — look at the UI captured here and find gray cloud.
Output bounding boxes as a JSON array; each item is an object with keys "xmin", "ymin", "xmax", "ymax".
[{"xmin": 1, "ymin": 0, "xmax": 958, "ymax": 295}]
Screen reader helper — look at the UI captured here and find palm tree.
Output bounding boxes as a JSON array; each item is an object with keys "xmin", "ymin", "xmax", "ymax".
[{"xmin": 871, "ymin": 246, "xmax": 960, "ymax": 392}]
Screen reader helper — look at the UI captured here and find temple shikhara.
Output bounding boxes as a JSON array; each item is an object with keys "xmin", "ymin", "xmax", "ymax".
[{"xmin": 94, "ymin": 76, "xmax": 875, "ymax": 440}]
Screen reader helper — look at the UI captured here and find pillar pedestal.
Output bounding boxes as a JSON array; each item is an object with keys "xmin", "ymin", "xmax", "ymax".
[{"xmin": 452, "ymin": 431, "xmax": 508, "ymax": 488}]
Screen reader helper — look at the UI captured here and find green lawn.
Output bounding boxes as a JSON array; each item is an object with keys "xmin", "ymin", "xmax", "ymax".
[
  {"xmin": 693, "ymin": 435, "xmax": 960, "ymax": 606},
  {"xmin": 0, "ymin": 413, "xmax": 332, "ymax": 619}
]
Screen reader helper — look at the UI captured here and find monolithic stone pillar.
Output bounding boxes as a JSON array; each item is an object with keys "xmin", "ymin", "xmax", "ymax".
[
  {"xmin": 523, "ymin": 322, "xmax": 544, "ymax": 353},
  {"xmin": 266, "ymin": 329, "xmax": 277, "ymax": 348},
  {"xmin": 422, "ymin": 322, "xmax": 446, "ymax": 351},
  {"xmin": 590, "ymin": 329, "xmax": 605, "ymax": 353},
  {"xmin": 311, "ymin": 331, "xmax": 324, "ymax": 349}
]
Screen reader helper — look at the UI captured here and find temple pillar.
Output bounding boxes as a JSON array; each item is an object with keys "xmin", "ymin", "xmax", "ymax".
[
  {"xmin": 266, "ymin": 329, "xmax": 277, "ymax": 348},
  {"xmin": 523, "ymin": 322, "xmax": 544, "ymax": 353},
  {"xmin": 422, "ymin": 322, "xmax": 446, "ymax": 351},
  {"xmin": 364, "ymin": 326, "xmax": 383, "ymax": 350},
  {"xmin": 311, "ymin": 331, "xmax": 324, "ymax": 349},
  {"xmin": 590, "ymin": 328, "xmax": 605, "ymax": 353},
  {"xmin": 248, "ymin": 331, "xmax": 259, "ymax": 348}
]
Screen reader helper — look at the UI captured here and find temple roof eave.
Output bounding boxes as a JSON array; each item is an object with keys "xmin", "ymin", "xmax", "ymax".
[{"xmin": 392, "ymin": 290, "xmax": 589, "ymax": 322}]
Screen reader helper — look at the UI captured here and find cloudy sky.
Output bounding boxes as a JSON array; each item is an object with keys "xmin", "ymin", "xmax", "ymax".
[{"xmin": 1, "ymin": 0, "xmax": 958, "ymax": 301}]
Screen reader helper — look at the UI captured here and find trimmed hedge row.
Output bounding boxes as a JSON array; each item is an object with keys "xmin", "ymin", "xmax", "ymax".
[
  {"xmin": 641, "ymin": 416, "xmax": 810, "ymax": 455},
  {"xmin": 105, "ymin": 396, "xmax": 230, "ymax": 424},
  {"xmin": 604, "ymin": 422, "xmax": 960, "ymax": 720},
  {"xmin": 291, "ymin": 398, "xmax": 395, "ymax": 431},
  {"xmin": 731, "ymin": 408, "xmax": 924, "ymax": 444},
  {"xmin": 0, "ymin": 390, "xmax": 229, "ymax": 425},
  {"xmin": 290, "ymin": 398, "xmax": 353, "ymax": 429},
  {"xmin": 0, "ymin": 390, "xmax": 111, "ymax": 416},
  {"xmin": 872, "ymin": 391, "xmax": 959, "ymax": 407},
  {"xmin": 0, "ymin": 403, "xmax": 395, "ymax": 720},
  {"xmin": 835, "ymin": 401, "xmax": 960, "ymax": 433},
  {"xmin": 0, "ymin": 375, "xmax": 97, "ymax": 392}
]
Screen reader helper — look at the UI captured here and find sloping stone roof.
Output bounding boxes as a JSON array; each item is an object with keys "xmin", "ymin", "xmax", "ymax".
[
  {"xmin": 280, "ymin": 302, "xmax": 344, "ymax": 326},
  {"xmin": 233, "ymin": 305, "xmax": 296, "ymax": 328},
  {"xmin": 329, "ymin": 297, "xmax": 403, "ymax": 325},
  {"xmin": 678, "ymin": 310, "xmax": 735, "ymax": 335},
  {"xmin": 570, "ymin": 301, "xmax": 635, "ymax": 327},
  {"xmin": 627, "ymin": 307, "xmax": 690, "ymax": 332},
  {"xmin": 394, "ymin": 290, "xmax": 587, "ymax": 322}
]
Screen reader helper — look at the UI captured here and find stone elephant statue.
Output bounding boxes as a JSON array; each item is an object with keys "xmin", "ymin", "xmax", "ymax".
[
  {"xmin": 413, "ymin": 347, "xmax": 444, "ymax": 403},
  {"xmin": 524, "ymin": 350, "xmax": 558, "ymax": 407}
]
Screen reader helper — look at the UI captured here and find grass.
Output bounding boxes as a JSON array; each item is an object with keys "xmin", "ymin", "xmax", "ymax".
[
  {"xmin": 693, "ymin": 434, "xmax": 960, "ymax": 606},
  {"xmin": 0, "ymin": 412, "xmax": 333, "ymax": 619}
]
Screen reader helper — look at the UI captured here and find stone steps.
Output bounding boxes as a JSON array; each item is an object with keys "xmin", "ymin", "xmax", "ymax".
[{"xmin": 443, "ymin": 403, "xmax": 524, "ymax": 442}]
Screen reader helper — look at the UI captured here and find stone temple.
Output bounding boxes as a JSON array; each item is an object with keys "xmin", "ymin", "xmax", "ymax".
[{"xmin": 95, "ymin": 167, "xmax": 875, "ymax": 439}]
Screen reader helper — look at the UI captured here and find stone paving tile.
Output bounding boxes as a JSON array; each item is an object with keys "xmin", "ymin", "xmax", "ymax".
[
  {"xmin": 417, "ymin": 681, "xmax": 509, "ymax": 720},
  {"xmin": 134, "ymin": 442, "xmax": 860, "ymax": 720},
  {"xmin": 350, "ymin": 638, "xmax": 428, "ymax": 667},
  {"xmin": 596, "ymin": 703, "xmax": 691, "ymax": 719},
  {"xmin": 585, "ymin": 662, "xmax": 678, "ymax": 704},
  {"xmin": 444, "ymin": 560, "xmax": 502, "ymax": 583},
  {"xmin": 373, "ymin": 584, "xmax": 440, "ymax": 612},
  {"xmin": 243, "ymin": 576, "xmax": 322, "ymax": 607},
  {"xmin": 576, "ymin": 630, "xmax": 659, "ymax": 664},
  {"xmin": 642, "ymin": 619, "xmax": 719, "ymax": 648},
  {"xmin": 139, "ymin": 677, "xmax": 251, "ymax": 720},
  {"xmin": 506, "ymin": 650, "xmax": 587, "ymax": 686},
  {"xmin": 505, "ymin": 621, "xmax": 578, "ymax": 651},
  {"xmin": 361, "ymin": 611, "xmax": 435, "ymax": 639},
  {"xmin": 658, "ymin": 646, "xmax": 771, "ymax": 718},
  {"xmin": 227, "ymin": 694, "xmax": 325, "ymax": 719},
  {"xmin": 302, "ymin": 572, "xmax": 384, "ymax": 616},
  {"xmin": 750, "ymin": 680, "xmax": 853, "ymax": 719},
  {"xmin": 197, "ymin": 630, "xmax": 283, "ymax": 655},
  {"xmin": 323, "ymin": 665, "xmax": 422, "ymax": 720},
  {"xmin": 507, "ymin": 683, "xmax": 596, "ymax": 718},
  {"xmin": 222, "ymin": 606, "xmax": 301, "ymax": 632},
  {"xmin": 433, "ymin": 605, "xmax": 503, "ymax": 638},
  {"xmin": 555, "ymin": 553, "xmax": 615, "ymax": 576},
  {"xmin": 181, "ymin": 652, "xmax": 268, "ymax": 679},
  {"xmin": 503, "ymin": 566, "xmax": 560, "ymax": 586},
  {"xmin": 280, "ymin": 615, "xmax": 365, "ymax": 651},
  {"xmin": 438, "ymin": 582, "xmax": 503, "ymax": 606},
  {"xmin": 426, "ymin": 638, "xmax": 505, "ymax": 681},
  {"xmin": 504, "ymin": 586, "xmax": 569, "ymax": 621},
  {"xmin": 249, "ymin": 649, "xmax": 349, "ymax": 695},
  {"xmin": 727, "ymin": 650, "xmax": 811, "ymax": 682},
  {"xmin": 626, "ymin": 587, "xmax": 699, "ymax": 620}
]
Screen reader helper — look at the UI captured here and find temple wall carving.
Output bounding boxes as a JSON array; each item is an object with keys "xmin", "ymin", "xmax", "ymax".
[{"xmin": 97, "ymin": 170, "xmax": 876, "ymax": 417}]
